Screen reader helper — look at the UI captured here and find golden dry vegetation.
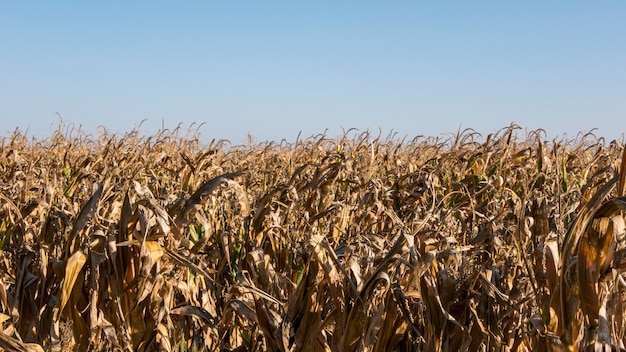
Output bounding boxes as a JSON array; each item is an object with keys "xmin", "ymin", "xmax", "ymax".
[{"xmin": 1, "ymin": 124, "xmax": 626, "ymax": 351}]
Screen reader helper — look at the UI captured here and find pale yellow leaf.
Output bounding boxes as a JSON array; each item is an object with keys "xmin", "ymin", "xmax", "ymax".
[{"xmin": 59, "ymin": 250, "xmax": 87, "ymax": 314}]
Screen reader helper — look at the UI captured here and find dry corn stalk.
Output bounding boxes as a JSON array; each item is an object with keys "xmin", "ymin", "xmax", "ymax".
[{"xmin": 0, "ymin": 123, "xmax": 624, "ymax": 351}]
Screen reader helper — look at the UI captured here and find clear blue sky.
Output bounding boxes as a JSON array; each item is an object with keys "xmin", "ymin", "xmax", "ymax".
[{"xmin": 1, "ymin": 2, "xmax": 625, "ymax": 143}]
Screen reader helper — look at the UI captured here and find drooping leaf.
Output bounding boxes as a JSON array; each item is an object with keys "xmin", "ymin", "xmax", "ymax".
[{"xmin": 59, "ymin": 249, "xmax": 87, "ymax": 315}]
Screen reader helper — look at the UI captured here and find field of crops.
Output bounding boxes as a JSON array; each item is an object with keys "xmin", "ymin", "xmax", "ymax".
[{"xmin": 1, "ymin": 124, "xmax": 625, "ymax": 351}]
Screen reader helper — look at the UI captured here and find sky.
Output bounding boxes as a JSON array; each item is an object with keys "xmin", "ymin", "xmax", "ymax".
[{"xmin": 1, "ymin": 2, "xmax": 625, "ymax": 144}]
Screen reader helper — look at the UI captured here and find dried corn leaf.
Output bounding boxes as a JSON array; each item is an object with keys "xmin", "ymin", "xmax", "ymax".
[
  {"xmin": 0, "ymin": 331, "xmax": 45, "ymax": 352},
  {"xmin": 59, "ymin": 249, "xmax": 87, "ymax": 315},
  {"xmin": 67, "ymin": 182, "xmax": 102, "ymax": 255},
  {"xmin": 170, "ymin": 305, "xmax": 215, "ymax": 325}
]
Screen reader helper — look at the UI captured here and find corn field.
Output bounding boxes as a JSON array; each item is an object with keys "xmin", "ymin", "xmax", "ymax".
[{"xmin": 1, "ymin": 123, "xmax": 626, "ymax": 351}]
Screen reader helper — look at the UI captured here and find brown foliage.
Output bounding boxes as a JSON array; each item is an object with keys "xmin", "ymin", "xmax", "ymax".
[{"xmin": 0, "ymin": 123, "xmax": 625, "ymax": 351}]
